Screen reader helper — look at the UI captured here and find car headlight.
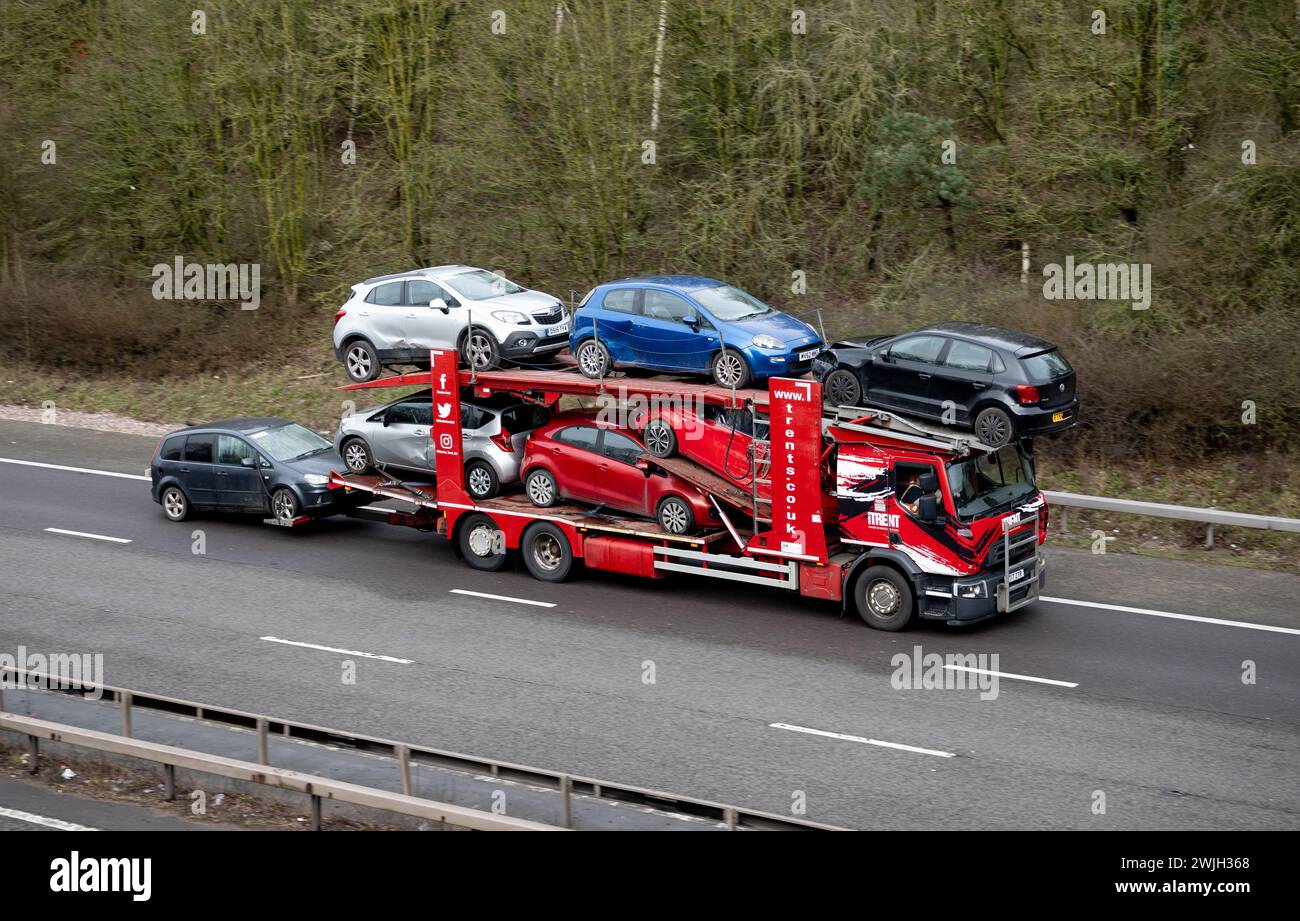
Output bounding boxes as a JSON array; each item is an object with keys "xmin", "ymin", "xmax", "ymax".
[
  {"xmin": 491, "ymin": 310, "xmax": 529, "ymax": 324},
  {"xmin": 304, "ymin": 474, "xmax": 329, "ymax": 486},
  {"xmin": 752, "ymin": 334, "xmax": 783, "ymax": 350}
]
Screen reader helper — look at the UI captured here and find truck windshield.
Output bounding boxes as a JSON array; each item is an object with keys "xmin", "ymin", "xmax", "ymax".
[
  {"xmin": 946, "ymin": 445, "xmax": 1036, "ymax": 520},
  {"xmin": 250, "ymin": 424, "xmax": 331, "ymax": 462}
]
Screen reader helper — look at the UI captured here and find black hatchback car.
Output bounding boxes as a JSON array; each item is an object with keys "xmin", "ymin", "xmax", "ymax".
[
  {"xmin": 812, "ymin": 322, "xmax": 1078, "ymax": 447},
  {"xmin": 150, "ymin": 417, "xmax": 354, "ymax": 523}
]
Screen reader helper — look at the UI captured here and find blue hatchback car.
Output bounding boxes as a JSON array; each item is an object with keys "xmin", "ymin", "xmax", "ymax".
[{"xmin": 569, "ymin": 276, "xmax": 823, "ymax": 388}]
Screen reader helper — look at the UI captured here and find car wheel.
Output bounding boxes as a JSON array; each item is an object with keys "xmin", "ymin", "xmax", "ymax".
[
  {"xmin": 462, "ymin": 329, "xmax": 501, "ymax": 371},
  {"xmin": 853, "ymin": 565, "xmax": 915, "ymax": 631},
  {"xmin": 341, "ymin": 437, "xmax": 373, "ymax": 474},
  {"xmin": 458, "ymin": 512, "xmax": 508, "ymax": 571},
  {"xmin": 465, "ymin": 460, "xmax": 499, "ymax": 500},
  {"xmin": 525, "ymin": 468, "xmax": 558, "ymax": 507},
  {"xmin": 824, "ymin": 368, "xmax": 862, "ymax": 407},
  {"xmin": 343, "ymin": 340, "xmax": 380, "ymax": 383},
  {"xmin": 656, "ymin": 495, "xmax": 695, "ymax": 535},
  {"xmin": 161, "ymin": 486, "xmax": 189, "ymax": 522},
  {"xmin": 974, "ymin": 406, "xmax": 1014, "ymax": 448},
  {"xmin": 575, "ymin": 339, "xmax": 611, "ymax": 379},
  {"xmin": 521, "ymin": 522, "xmax": 573, "ymax": 582},
  {"xmin": 271, "ymin": 488, "xmax": 300, "ymax": 522},
  {"xmin": 641, "ymin": 418, "xmax": 677, "ymax": 458},
  {"xmin": 711, "ymin": 349, "xmax": 751, "ymax": 389}
]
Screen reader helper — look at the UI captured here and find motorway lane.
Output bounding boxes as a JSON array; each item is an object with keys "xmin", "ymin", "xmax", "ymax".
[{"xmin": 0, "ymin": 421, "xmax": 1298, "ymax": 828}]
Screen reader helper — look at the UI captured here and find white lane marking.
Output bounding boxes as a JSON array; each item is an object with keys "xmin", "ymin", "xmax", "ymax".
[
  {"xmin": 259, "ymin": 636, "xmax": 413, "ymax": 664},
  {"xmin": 1041, "ymin": 596, "xmax": 1300, "ymax": 636},
  {"xmin": 770, "ymin": 722, "xmax": 955, "ymax": 759},
  {"xmin": 450, "ymin": 589, "xmax": 556, "ymax": 609},
  {"xmin": 0, "ymin": 457, "xmax": 150, "ymax": 481},
  {"xmin": 0, "ymin": 805, "xmax": 98, "ymax": 831},
  {"xmin": 44, "ymin": 528, "xmax": 132, "ymax": 544},
  {"xmin": 943, "ymin": 664, "xmax": 1078, "ymax": 688}
]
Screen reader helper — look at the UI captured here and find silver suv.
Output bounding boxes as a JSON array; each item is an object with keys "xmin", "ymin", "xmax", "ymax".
[
  {"xmin": 333, "ymin": 265, "xmax": 570, "ymax": 382},
  {"xmin": 334, "ymin": 390, "xmax": 551, "ymax": 499}
]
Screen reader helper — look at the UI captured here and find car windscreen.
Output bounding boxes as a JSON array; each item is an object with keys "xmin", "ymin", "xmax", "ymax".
[
  {"xmin": 1020, "ymin": 349, "xmax": 1071, "ymax": 382},
  {"xmin": 248, "ymin": 424, "xmax": 331, "ymax": 462},
  {"xmin": 688, "ymin": 284, "xmax": 775, "ymax": 321},
  {"xmin": 945, "ymin": 445, "xmax": 1036, "ymax": 520},
  {"xmin": 445, "ymin": 269, "xmax": 525, "ymax": 300}
]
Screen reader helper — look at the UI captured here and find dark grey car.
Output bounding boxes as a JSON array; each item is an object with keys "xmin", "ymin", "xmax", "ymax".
[{"xmin": 151, "ymin": 418, "xmax": 354, "ymax": 522}]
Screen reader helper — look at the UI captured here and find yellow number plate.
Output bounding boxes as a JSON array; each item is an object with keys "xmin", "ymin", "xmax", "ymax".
[{"xmin": 1052, "ymin": 411, "xmax": 1070, "ymax": 423}]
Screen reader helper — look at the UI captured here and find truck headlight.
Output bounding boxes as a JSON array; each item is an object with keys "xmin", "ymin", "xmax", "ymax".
[
  {"xmin": 304, "ymin": 474, "xmax": 329, "ymax": 486},
  {"xmin": 956, "ymin": 582, "xmax": 987, "ymax": 599},
  {"xmin": 752, "ymin": 334, "xmax": 783, "ymax": 350},
  {"xmin": 491, "ymin": 310, "xmax": 529, "ymax": 324}
]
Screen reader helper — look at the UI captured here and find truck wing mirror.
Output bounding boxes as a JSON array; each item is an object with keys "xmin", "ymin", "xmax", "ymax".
[
  {"xmin": 917, "ymin": 494, "xmax": 940, "ymax": 521},
  {"xmin": 918, "ymin": 471, "xmax": 939, "ymax": 492}
]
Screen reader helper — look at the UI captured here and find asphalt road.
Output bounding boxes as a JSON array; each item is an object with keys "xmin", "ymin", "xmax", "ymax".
[{"xmin": 0, "ymin": 419, "xmax": 1297, "ymax": 829}]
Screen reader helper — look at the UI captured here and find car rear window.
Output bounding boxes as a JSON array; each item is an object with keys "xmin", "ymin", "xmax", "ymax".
[
  {"xmin": 183, "ymin": 434, "xmax": 216, "ymax": 463},
  {"xmin": 159, "ymin": 436, "xmax": 184, "ymax": 461},
  {"xmin": 1020, "ymin": 349, "xmax": 1072, "ymax": 381},
  {"xmin": 366, "ymin": 281, "xmax": 403, "ymax": 306},
  {"xmin": 601, "ymin": 289, "xmax": 640, "ymax": 314},
  {"xmin": 944, "ymin": 340, "xmax": 996, "ymax": 372}
]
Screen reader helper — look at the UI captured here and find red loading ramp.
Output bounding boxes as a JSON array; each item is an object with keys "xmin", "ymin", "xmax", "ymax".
[{"xmin": 640, "ymin": 453, "xmax": 771, "ymax": 522}]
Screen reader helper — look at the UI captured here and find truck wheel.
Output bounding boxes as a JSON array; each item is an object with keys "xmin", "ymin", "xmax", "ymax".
[
  {"xmin": 974, "ymin": 407, "xmax": 1013, "ymax": 448},
  {"xmin": 521, "ymin": 522, "xmax": 574, "ymax": 582},
  {"xmin": 824, "ymin": 368, "xmax": 862, "ymax": 407},
  {"xmin": 711, "ymin": 349, "xmax": 751, "ymax": 389},
  {"xmin": 656, "ymin": 495, "xmax": 695, "ymax": 534},
  {"xmin": 641, "ymin": 418, "xmax": 677, "ymax": 458},
  {"xmin": 161, "ymin": 486, "xmax": 190, "ymax": 522},
  {"xmin": 464, "ymin": 460, "xmax": 499, "ymax": 499},
  {"xmin": 343, "ymin": 340, "xmax": 380, "ymax": 383},
  {"xmin": 458, "ymin": 513, "xmax": 507, "ymax": 571},
  {"xmin": 525, "ymin": 468, "xmax": 559, "ymax": 507},
  {"xmin": 341, "ymin": 437, "xmax": 373, "ymax": 473},
  {"xmin": 853, "ymin": 565, "xmax": 915, "ymax": 631},
  {"xmin": 575, "ymin": 339, "xmax": 611, "ymax": 379}
]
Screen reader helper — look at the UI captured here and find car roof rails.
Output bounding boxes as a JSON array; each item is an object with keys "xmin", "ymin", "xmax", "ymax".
[{"xmin": 823, "ymin": 404, "xmax": 998, "ymax": 456}]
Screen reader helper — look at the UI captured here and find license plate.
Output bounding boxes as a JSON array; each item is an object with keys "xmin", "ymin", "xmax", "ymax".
[
  {"xmin": 546, "ymin": 321, "xmax": 570, "ymax": 337},
  {"xmin": 1052, "ymin": 410, "xmax": 1070, "ymax": 423},
  {"xmin": 798, "ymin": 348, "xmax": 819, "ymax": 361},
  {"xmin": 1008, "ymin": 568, "xmax": 1025, "ymax": 583}
]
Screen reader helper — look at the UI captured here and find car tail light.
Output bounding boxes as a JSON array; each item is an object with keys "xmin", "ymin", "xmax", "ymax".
[
  {"xmin": 333, "ymin": 308, "xmax": 347, "ymax": 326},
  {"xmin": 1014, "ymin": 384, "xmax": 1040, "ymax": 405},
  {"xmin": 490, "ymin": 428, "xmax": 513, "ymax": 452}
]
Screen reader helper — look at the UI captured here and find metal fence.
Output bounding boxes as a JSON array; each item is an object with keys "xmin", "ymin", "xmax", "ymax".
[{"xmin": 1043, "ymin": 491, "xmax": 1300, "ymax": 548}]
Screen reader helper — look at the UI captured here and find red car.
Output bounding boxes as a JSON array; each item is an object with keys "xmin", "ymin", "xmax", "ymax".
[
  {"xmin": 635, "ymin": 403, "xmax": 771, "ymax": 501},
  {"xmin": 520, "ymin": 412, "xmax": 719, "ymax": 534}
]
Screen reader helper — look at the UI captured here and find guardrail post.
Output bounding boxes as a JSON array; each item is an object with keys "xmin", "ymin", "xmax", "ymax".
[
  {"xmin": 120, "ymin": 691, "xmax": 132, "ymax": 738},
  {"xmin": 397, "ymin": 745, "xmax": 412, "ymax": 796},
  {"xmin": 256, "ymin": 717, "xmax": 268, "ymax": 765},
  {"xmin": 1205, "ymin": 523, "xmax": 1215, "ymax": 549},
  {"xmin": 163, "ymin": 764, "xmax": 176, "ymax": 801},
  {"xmin": 310, "ymin": 794, "xmax": 323, "ymax": 831},
  {"xmin": 723, "ymin": 807, "xmax": 737, "ymax": 830},
  {"xmin": 27, "ymin": 735, "xmax": 39, "ymax": 773},
  {"xmin": 1059, "ymin": 506, "xmax": 1068, "ymax": 535},
  {"xmin": 560, "ymin": 774, "xmax": 573, "ymax": 829}
]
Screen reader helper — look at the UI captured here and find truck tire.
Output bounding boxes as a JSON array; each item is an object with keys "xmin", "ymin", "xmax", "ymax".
[
  {"xmin": 458, "ymin": 513, "xmax": 508, "ymax": 571},
  {"xmin": 641, "ymin": 418, "xmax": 677, "ymax": 458},
  {"xmin": 853, "ymin": 565, "xmax": 915, "ymax": 631},
  {"xmin": 521, "ymin": 522, "xmax": 574, "ymax": 582}
]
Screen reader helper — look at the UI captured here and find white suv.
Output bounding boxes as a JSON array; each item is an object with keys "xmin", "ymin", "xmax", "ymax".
[{"xmin": 332, "ymin": 265, "xmax": 570, "ymax": 381}]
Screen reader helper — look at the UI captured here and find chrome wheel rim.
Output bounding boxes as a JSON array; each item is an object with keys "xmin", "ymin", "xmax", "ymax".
[
  {"xmin": 578, "ymin": 343, "xmax": 606, "ymax": 377},
  {"xmin": 715, "ymin": 353, "xmax": 744, "ymax": 387},
  {"xmin": 466, "ymin": 333, "xmax": 493, "ymax": 369},
  {"xmin": 867, "ymin": 579, "xmax": 901, "ymax": 617},
  {"xmin": 164, "ymin": 490, "xmax": 184, "ymax": 518},
  {"xmin": 467, "ymin": 523, "xmax": 497, "ymax": 558},
  {"xmin": 272, "ymin": 492, "xmax": 295, "ymax": 520},
  {"xmin": 527, "ymin": 473, "xmax": 554, "ymax": 505},
  {"xmin": 344, "ymin": 442, "xmax": 368, "ymax": 471},
  {"xmin": 533, "ymin": 534, "xmax": 563, "ymax": 571},
  {"xmin": 644, "ymin": 421, "xmax": 672, "ymax": 455},
  {"xmin": 660, "ymin": 500, "xmax": 688, "ymax": 533},
  {"xmin": 467, "ymin": 466, "xmax": 492, "ymax": 497},
  {"xmin": 827, "ymin": 370, "xmax": 860, "ymax": 406},
  {"xmin": 346, "ymin": 346, "xmax": 371, "ymax": 379}
]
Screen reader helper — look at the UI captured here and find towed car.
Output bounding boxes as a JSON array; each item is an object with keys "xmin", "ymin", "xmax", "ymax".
[
  {"xmin": 813, "ymin": 322, "xmax": 1078, "ymax": 447},
  {"xmin": 151, "ymin": 418, "xmax": 355, "ymax": 522},
  {"xmin": 519, "ymin": 412, "xmax": 719, "ymax": 534},
  {"xmin": 570, "ymin": 275, "xmax": 822, "ymax": 388},
  {"xmin": 333, "ymin": 389, "xmax": 549, "ymax": 499}
]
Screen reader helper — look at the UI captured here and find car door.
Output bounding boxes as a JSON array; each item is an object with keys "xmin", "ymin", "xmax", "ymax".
[
  {"xmin": 179, "ymin": 433, "xmax": 219, "ymax": 507},
  {"xmin": 870, "ymin": 335, "xmax": 948, "ymax": 416},
  {"xmin": 401, "ymin": 278, "xmax": 463, "ymax": 354},
  {"xmin": 931, "ymin": 338, "xmax": 998, "ymax": 425},
  {"xmin": 591, "ymin": 287, "xmax": 641, "ymax": 361},
  {"xmin": 550, "ymin": 425, "xmax": 602, "ymax": 502},
  {"xmin": 631, "ymin": 289, "xmax": 712, "ymax": 372},
  {"xmin": 594, "ymin": 430, "xmax": 651, "ymax": 514},
  {"xmin": 385, "ymin": 399, "xmax": 433, "ymax": 470},
  {"xmin": 364, "ymin": 280, "xmax": 410, "ymax": 354},
  {"xmin": 215, "ymin": 434, "xmax": 265, "ymax": 511}
]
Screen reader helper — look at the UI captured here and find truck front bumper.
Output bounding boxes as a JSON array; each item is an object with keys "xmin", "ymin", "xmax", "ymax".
[{"xmin": 918, "ymin": 555, "xmax": 1046, "ymax": 626}]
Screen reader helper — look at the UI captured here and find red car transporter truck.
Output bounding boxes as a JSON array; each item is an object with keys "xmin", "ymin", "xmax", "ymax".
[{"xmin": 328, "ymin": 349, "xmax": 1047, "ymax": 631}]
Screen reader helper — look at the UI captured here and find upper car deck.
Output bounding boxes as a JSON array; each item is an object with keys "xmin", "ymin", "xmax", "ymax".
[{"xmin": 331, "ymin": 472, "xmax": 731, "ymax": 545}]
